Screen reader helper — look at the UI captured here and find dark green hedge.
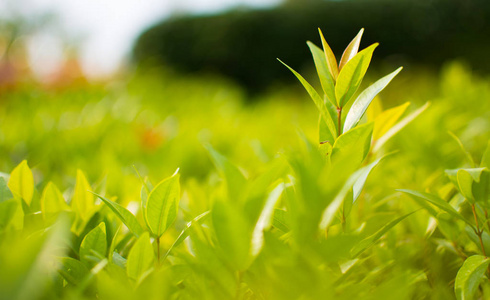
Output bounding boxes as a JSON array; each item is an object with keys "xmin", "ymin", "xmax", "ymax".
[{"xmin": 133, "ymin": 0, "xmax": 490, "ymax": 92}]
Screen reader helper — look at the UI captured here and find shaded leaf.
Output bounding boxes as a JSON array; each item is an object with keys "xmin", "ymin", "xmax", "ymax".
[
  {"xmin": 58, "ymin": 257, "xmax": 89, "ymax": 286},
  {"xmin": 80, "ymin": 222, "xmax": 107, "ymax": 265},
  {"xmin": 0, "ymin": 177, "xmax": 13, "ymax": 203},
  {"xmin": 455, "ymin": 255, "xmax": 490, "ymax": 300},
  {"xmin": 127, "ymin": 232, "xmax": 154, "ymax": 281}
]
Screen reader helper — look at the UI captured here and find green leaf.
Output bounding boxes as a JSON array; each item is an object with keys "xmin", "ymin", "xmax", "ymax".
[
  {"xmin": 0, "ymin": 177, "xmax": 13, "ymax": 203},
  {"xmin": 127, "ymin": 232, "xmax": 154, "ymax": 281},
  {"xmin": 206, "ymin": 145, "xmax": 247, "ymax": 199},
  {"xmin": 71, "ymin": 170, "xmax": 95, "ymax": 221},
  {"xmin": 318, "ymin": 28, "xmax": 339, "ymax": 80},
  {"xmin": 40, "ymin": 182, "xmax": 69, "ymax": 218},
  {"xmin": 446, "ymin": 168, "xmax": 488, "ymax": 203},
  {"xmin": 251, "ymin": 183, "xmax": 285, "ymax": 257},
  {"xmin": 449, "ymin": 132, "xmax": 476, "ymax": 168},
  {"xmin": 373, "ymin": 102, "xmax": 430, "ymax": 152},
  {"xmin": 481, "ymin": 141, "xmax": 490, "ymax": 168},
  {"xmin": 212, "ymin": 200, "xmax": 252, "ymax": 271},
  {"xmin": 351, "ymin": 211, "xmax": 415, "ymax": 257},
  {"xmin": 339, "ymin": 28, "xmax": 364, "ymax": 71},
  {"xmin": 398, "ymin": 189, "xmax": 474, "ymax": 229},
  {"xmin": 272, "ymin": 209, "xmax": 290, "ymax": 233},
  {"xmin": 335, "ymin": 43, "xmax": 378, "ymax": 107},
  {"xmin": 163, "ymin": 211, "xmax": 210, "ymax": 260},
  {"xmin": 58, "ymin": 257, "xmax": 89, "ymax": 286},
  {"xmin": 372, "ymin": 102, "xmax": 410, "ymax": 141},
  {"xmin": 307, "ymin": 41, "xmax": 336, "ymax": 105},
  {"xmin": 92, "ymin": 192, "xmax": 144, "ymax": 237},
  {"xmin": 455, "ymin": 255, "xmax": 490, "ymax": 300},
  {"xmin": 80, "ymin": 222, "xmax": 107, "ymax": 265},
  {"xmin": 0, "ymin": 199, "xmax": 19, "ymax": 230},
  {"xmin": 278, "ymin": 59, "xmax": 338, "ymax": 142},
  {"xmin": 343, "ymin": 67, "xmax": 403, "ymax": 133},
  {"xmin": 8, "ymin": 160, "xmax": 34, "ymax": 205},
  {"xmin": 146, "ymin": 171, "xmax": 180, "ymax": 237},
  {"xmin": 331, "ymin": 122, "xmax": 373, "ymax": 168}
]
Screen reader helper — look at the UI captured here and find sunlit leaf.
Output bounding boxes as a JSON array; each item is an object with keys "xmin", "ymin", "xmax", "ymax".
[
  {"xmin": 335, "ymin": 43, "xmax": 378, "ymax": 107},
  {"xmin": 331, "ymin": 122, "xmax": 373, "ymax": 167},
  {"xmin": 372, "ymin": 102, "xmax": 410, "ymax": 141},
  {"xmin": 343, "ymin": 67, "xmax": 402, "ymax": 133},
  {"xmin": 455, "ymin": 255, "xmax": 490, "ymax": 300},
  {"xmin": 146, "ymin": 171, "xmax": 180, "ymax": 237},
  {"xmin": 40, "ymin": 182, "xmax": 69, "ymax": 218},
  {"xmin": 278, "ymin": 59, "xmax": 338, "ymax": 142},
  {"xmin": 307, "ymin": 41, "xmax": 336, "ymax": 105},
  {"xmin": 71, "ymin": 170, "xmax": 95, "ymax": 221},
  {"xmin": 318, "ymin": 28, "xmax": 339, "ymax": 80},
  {"xmin": 8, "ymin": 160, "xmax": 34, "ymax": 205},
  {"xmin": 127, "ymin": 232, "xmax": 154, "ymax": 281},
  {"xmin": 339, "ymin": 28, "xmax": 364, "ymax": 71}
]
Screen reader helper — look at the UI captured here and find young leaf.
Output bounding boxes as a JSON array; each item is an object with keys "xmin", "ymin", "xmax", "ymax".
[
  {"xmin": 398, "ymin": 189, "xmax": 474, "ymax": 228},
  {"xmin": 40, "ymin": 182, "xmax": 69, "ymax": 218},
  {"xmin": 80, "ymin": 222, "xmax": 107, "ymax": 265},
  {"xmin": 373, "ymin": 102, "xmax": 430, "ymax": 152},
  {"xmin": 318, "ymin": 28, "xmax": 339, "ymax": 80},
  {"xmin": 278, "ymin": 59, "xmax": 338, "ymax": 142},
  {"xmin": 351, "ymin": 211, "xmax": 415, "ymax": 257},
  {"xmin": 331, "ymin": 122, "xmax": 374, "ymax": 167},
  {"xmin": 146, "ymin": 171, "xmax": 180, "ymax": 237},
  {"xmin": 455, "ymin": 255, "xmax": 490, "ymax": 300},
  {"xmin": 71, "ymin": 170, "xmax": 95, "ymax": 221},
  {"xmin": 372, "ymin": 102, "xmax": 410, "ymax": 141},
  {"xmin": 307, "ymin": 41, "xmax": 336, "ymax": 105},
  {"xmin": 343, "ymin": 67, "xmax": 403, "ymax": 133},
  {"xmin": 445, "ymin": 168, "xmax": 487, "ymax": 203},
  {"xmin": 339, "ymin": 28, "xmax": 364, "ymax": 71},
  {"xmin": 335, "ymin": 43, "xmax": 378, "ymax": 107},
  {"xmin": 8, "ymin": 160, "xmax": 34, "ymax": 205},
  {"xmin": 92, "ymin": 192, "xmax": 144, "ymax": 237},
  {"xmin": 0, "ymin": 177, "xmax": 13, "ymax": 203},
  {"xmin": 163, "ymin": 211, "xmax": 210, "ymax": 260},
  {"xmin": 127, "ymin": 232, "xmax": 154, "ymax": 281}
]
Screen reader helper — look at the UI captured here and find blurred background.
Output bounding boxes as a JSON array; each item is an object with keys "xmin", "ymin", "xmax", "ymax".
[{"xmin": 0, "ymin": 0, "xmax": 489, "ymax": 204}]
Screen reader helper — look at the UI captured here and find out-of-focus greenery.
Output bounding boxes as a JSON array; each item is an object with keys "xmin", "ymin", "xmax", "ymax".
[
  {"xmin": 0, "ymin": 56, "xmax": 489, "ymax": 299},
  {"xmin": 133, "ymin": 0, "xmax": 490, "ymax": 92}
]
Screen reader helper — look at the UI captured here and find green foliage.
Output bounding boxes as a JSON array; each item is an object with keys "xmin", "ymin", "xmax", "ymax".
[{"xmin": 0, "ymin": 27, "xmax": 489, "ymax": 300}]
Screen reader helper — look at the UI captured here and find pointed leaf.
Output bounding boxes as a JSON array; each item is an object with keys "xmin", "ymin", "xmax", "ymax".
[
  {"xmin": 307, "ymin": 41, "xmax": 336, "ymax": 105},
  {"xmin": 455, "ymin": 255, "xmax": 490, "ymax": 300},
  {"xmin": 339, "ymin": 28, "xmax": 364, "ymax": 70},
  {"xmin": 92, "ymin": 192, "xmax": 144, "ymax": 237},
  {"xmin": 251, "ymin": 183, "xmax": 285, "ymax": 257},
  {"xmin": 335, "ymin": 43, "xmax": 377, "ymax": 107},
  {"xmin": 278, "ymin": 59, "xmax": 337, "ymax": 142},
  {"xmin": 8, "ymin": 160, "xmax": 34, "ymax": 205},
  {"xmin": 343, "ymin": 67, "xmax": 403, "ymax": 132},
  {"xmin": 318, "ymin": 28, "xmax": 339, "ymax": 80},
  {"xmin": 71, "ymin": 170, "xmax": 95, "ymax": 221},
  {"xmin": 41, "ymin": 182, "xmax": 69, "ymax": 218},
  {"xmin": 372, "ymin": 102, "xmax": 410, "ymax": 141},
  {"xmin": 80, "ymin": 222, "xmax": 107, "ymax": 265},
  {"xmin": 373, "ymin": 102, "xmax": 430, "ymax": 152},
  {"xmin": 398, "ymin": 189, "xmax": 474, "ymax": 228},
  {"xmin": 127, "ymin": 232, "xmax": 154, "ymax": 281},
  {"xmin": 331, "ymin": 122, "xmax": 373, "ymax": 167},
  {"xmin": 146, "ymin": 172, "xmax": 180, "ymax": 237},
  {"xmin": 449, "ymin": 132, "xmax": 476, "ymax": 168},
  {"xmin": 58, "ymin": 257, "xmax": 89, "ymax": 286},
  {"xmin": 351, "ymin": 211, "xmax": 415, "ymax": 257}
]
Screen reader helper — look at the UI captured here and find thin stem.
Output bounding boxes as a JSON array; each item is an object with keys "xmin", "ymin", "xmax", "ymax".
[
  {"xmin": 157, "ymin": 236, "xmax": 161, "ymax": 263},
  {"xmin": 472, "ymin": 204, "xmax": 487, "ymax": 257},
  {"xmin": 337, "ymin": 107, "xmax": 342, "ymax": 136}
]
